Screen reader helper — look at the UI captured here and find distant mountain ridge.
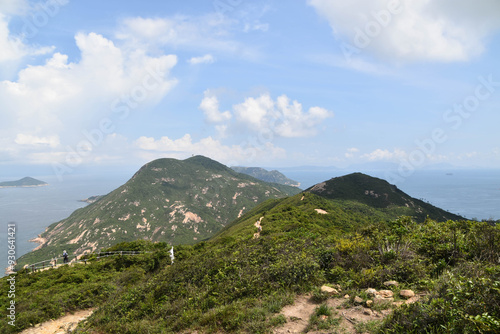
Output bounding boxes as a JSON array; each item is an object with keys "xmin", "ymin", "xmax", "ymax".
[
  {"xmin": 0, "ymin": 177, "xmax": 48, "ymax": 188},
  {"xmin": 18, "ymin": 156, "xmax": 298, "ymax": 265},
  {"xmin": 231, "ymin": 166, "xmax": 301, "ymax": 187},
  {"xmin": 306, "ymin": 172, "xmax": 464, "ymax": 222}
]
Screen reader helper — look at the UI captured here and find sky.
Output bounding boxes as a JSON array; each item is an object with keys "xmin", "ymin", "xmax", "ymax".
[{"xmin": 1, "ymin": 0, "xmax": 500, "ymax": 181}]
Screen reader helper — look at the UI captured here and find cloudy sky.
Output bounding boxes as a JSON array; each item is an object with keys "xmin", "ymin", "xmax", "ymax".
[{"xmin": 1, "ymin": 0, "xmax": 500, "ymax": 178}]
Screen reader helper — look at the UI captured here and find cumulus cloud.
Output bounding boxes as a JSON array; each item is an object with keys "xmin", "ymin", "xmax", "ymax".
[
  {"xmin": 233, "ymin": 93, "xmax": 333, "ymax": 138},
  {"xmin": 134, "ymin": 134, "xmax": 286, "ymax": 165},
  {"xmin": 0, "ymin": 31, "xmax": 178, "ymax": 166},
  {"xmin": 199, "ymin": 90, "xmax": 232, "ymax": 123},
  {"xmin": 188, "ymin": 54, "xmax": 215, "ymax": 65},
  {"xmin": 308, "ymin": 0, "xmax": 500, "ymax": 62}
]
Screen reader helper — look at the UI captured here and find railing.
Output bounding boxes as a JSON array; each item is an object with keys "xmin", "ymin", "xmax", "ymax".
[{"xmin": 25, "ymin": 250, "xmax": 151, "ymax": 273}]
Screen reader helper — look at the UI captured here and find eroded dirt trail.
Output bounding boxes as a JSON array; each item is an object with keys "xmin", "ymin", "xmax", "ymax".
[{"xmin": 20, "ymin": 308, "xmax": 94, "ymax": 334}]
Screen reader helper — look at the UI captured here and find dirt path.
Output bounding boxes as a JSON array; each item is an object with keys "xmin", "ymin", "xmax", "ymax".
[
  {"xmin": 20, "ymin": 309, "xmax": 94, "ymax": 334},
  {"xmin": 274, "ymin": 295, "xmax": 318, "ymax": 333},
  {"xmin": 273, "ymin": 293, "xmax": 420, "ymax": 334}
]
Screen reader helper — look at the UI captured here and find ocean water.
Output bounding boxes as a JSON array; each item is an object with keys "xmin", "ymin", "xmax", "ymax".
[
  {"xmin": 284, "ymin": 169, "xmax": 500, "ymax": 221},
  {"xmin": 0, "ymin": 173, "xmax": 131, "ymax": 274},
  {"xmin": 1, "ymin": 169, "xmax": 499, "ymax": 274}
]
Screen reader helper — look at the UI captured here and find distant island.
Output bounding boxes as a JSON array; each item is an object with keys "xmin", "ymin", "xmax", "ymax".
[
  {"xmin": 0, "ymin": 177, "xmax": 48, "ymax": 188},
  {"xmin": 231, "ymin": 166, "xmax": 301, "ymax": 187}
]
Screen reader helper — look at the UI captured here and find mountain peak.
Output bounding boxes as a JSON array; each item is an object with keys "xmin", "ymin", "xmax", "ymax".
[{"xmin": 306, "ymin": 172, "xmax": 463, "ymax": 222}]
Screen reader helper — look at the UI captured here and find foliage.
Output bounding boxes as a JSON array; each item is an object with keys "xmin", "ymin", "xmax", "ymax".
[
  {"xmin": 2, "ymin": 188, "xmax": 499, "ymax": 333},
  {"xmin": 16, "ymin": 156, "xmax": 295, "ymax": 267}
]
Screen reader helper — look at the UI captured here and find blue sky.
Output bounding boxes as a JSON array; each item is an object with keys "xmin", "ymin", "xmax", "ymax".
[{"xmin": 1, "ymin": 0, "xmax": 500, "ymax": 180}]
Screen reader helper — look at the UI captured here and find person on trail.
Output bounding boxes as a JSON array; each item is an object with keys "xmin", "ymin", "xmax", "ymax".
[{"xmin": 63, "ymin": 250, "xmax": 69, "ymax": 264}]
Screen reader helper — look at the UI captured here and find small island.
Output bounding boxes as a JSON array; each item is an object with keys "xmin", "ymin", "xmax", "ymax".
[{"xmin": 0, "ymin": 177, "xmax": 49, "ymax": 188}]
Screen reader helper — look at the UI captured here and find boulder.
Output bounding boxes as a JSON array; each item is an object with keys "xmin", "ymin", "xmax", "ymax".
[
  {"xmin": 366, "ymin": 300, "xmax": 373, "ymax": 308},
  {"xmin": 354, "ymin": 296, "xmax": 364, "ymax": 304},
  {"xmin": 321, "ymin": 285, "xmax": 339, "ymax": 295},
  {"xmin": 399, "ymin": 290, "xmax": 415, "ymax": 299},
  {"xmin": 383, "ymin": 280, "xmax": 399, "ymax": 287},
  {"xmin": 365, "ymin": 288, "xmax": 377, "ymax": 296},
  {"xmin": 377, "ymin": 290, "xmax": 394, "ymax": 298}
]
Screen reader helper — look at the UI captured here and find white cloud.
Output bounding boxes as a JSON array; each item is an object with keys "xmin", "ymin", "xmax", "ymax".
[
  {"xmin": 0, "ymin": 31, "xmax": 178, "ymax": 165},
  {"xmin": 308, "ymin": 0, "xmax": 500, "ymax": 62},
  {"xmin": 116, "ymin": 15, "xmax": 244, "ymax": 55},
  {"xmin": 15, "ymin": 133, "xmax": 60, "ymax": 148},
  {"xmin": 0, "ymin": 0, "xmax": 28, "ymax": 15},
  {"xmin": 199, "ymin": 90, "xmax": 232, "ymax": 123},
  {"xmin": 188, "ymin": 54, "xmax": 215, "ymax": 65},
  {"xmin": 362, "ymin": 148, "xmax": 407, "ymax": 161},
  {"xmin": 233, "ymin": 93, "xmax": 333, "ymax": 138},
  {"xmin": 0, "ymin": 13, "xmax": 28, "ymax": 62},
  {"xmin": 345, "ymin": 147, "xmax": 359, "ymax": 158},
  {"xmin": 134, "ymin": 134, "xmax": 286, "ymax": 166},
  {"xmin": 244, "ymin": 22, "xmax": 269, "ymax": 33}
]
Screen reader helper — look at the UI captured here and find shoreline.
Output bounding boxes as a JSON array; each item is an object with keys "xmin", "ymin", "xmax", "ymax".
[
  {"xmin": 0, "ymin": 184, "xmax": 49, "ymax": 189},
  {"xmin": 29, "ymin": 236, "xmax": 48, "ymax": 251}
]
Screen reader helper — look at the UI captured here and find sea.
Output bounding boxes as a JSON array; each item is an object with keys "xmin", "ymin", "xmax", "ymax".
[{"xmin": 1, "ymin": 168, "xmax": 499, "ymax": 275}]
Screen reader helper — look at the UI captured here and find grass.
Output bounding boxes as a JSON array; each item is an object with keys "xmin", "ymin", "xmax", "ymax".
[
  {"xmin": 2, "ymin": 193, "xmax": 499, "ymax": 333},
  {"xmin": 306, "ymin": 303, "xmax": 341, "ymax": 332}
]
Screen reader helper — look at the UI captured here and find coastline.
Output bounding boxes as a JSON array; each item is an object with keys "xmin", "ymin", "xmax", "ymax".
[
  {"xmin": 0, "ymin": 184, "xmax": 49, "ymax": 189},
  {"xmin": 29, "ymin": 236, "xmax": 48, "ymax": 251}
]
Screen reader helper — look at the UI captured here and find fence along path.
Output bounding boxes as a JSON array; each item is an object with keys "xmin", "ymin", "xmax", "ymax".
[{"xmin": 25, "ymin": 251, "xmax": 151, "ymax": 272}]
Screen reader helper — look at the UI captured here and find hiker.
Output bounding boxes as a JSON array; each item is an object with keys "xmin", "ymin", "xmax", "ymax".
[{"xmin": 63, "ymin": 250, "xmax": 69, "ymax": 264}]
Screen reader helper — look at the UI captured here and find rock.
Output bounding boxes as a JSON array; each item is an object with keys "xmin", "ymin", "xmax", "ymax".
[
  {"xmin": 344, "ymin": 294, "xmax": 350, "ymax": 299},
  {"xmin": 321, "ymin": 285, "xmax": 339, "ymax": 295},
  {"xmin": 366, "ymin": 300, "xmax": 373, "ymax": 308},
  {"xmin": 377, "ymin": 290, "xmax": 394, "ymax": 298},
  {"xmin": 320, "ymin": 315, "xmax": 328, "ymax": 321},
  {"xmin": 354, "ymin": 296, "xmax": 363, "ymax": 304},
  {"xmin": 399, "ymin": 290, "xmax": 415, "ymax": 299},
  {"xmin": 365, "ymin": 288, "xmax": 377, "ymax": 296},
  {"xmin": 384, "ymin": 280, "xmax": 399, "ymax": 287}
]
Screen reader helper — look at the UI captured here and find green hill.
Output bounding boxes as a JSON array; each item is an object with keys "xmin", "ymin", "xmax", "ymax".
[
  {"xmin": 231, "ymin": 166, "xmax": 301, "ymax": 187},
  {"xmin": 17, "ymin": 156, "xmax": 297, "ymax": 266},
  {"xmin": 0, "ymin": 177, "xmax": 48, "ymax": 188},
  {"xmin": 306, "ymin": 172, "xmax": 464, "ymax": 222},
  {"xmin": 3, "ymin": 189, "xmax": 499, "ymax": 334},
  {"xmin": 5, "ymin": 170, "xmax": 499, "ymax": 334}
]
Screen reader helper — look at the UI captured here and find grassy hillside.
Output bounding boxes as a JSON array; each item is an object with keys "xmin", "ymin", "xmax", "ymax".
[
  {"xmin": 17, "ymin": 156, "xmax": 297, "ymax": 268},
  {"xmin": 3, "ymin": 192, "xmax": 499, "ymax": 333},
  {"xmin": 307, "ymin": 173, "xmax": 464, "ymax": 222}
]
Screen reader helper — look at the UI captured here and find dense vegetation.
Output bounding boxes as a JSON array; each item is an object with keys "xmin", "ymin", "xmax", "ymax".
[
  {"xmin": 2, "ymin": 192, "xmax": 498, "ymax": 333},
  {"xmin": 306, "ymin": 172, "xmax": 464, "ymax": 222},
  {"xmin": 16, "ymin": 156, "xmax": 300, "ymax": 267}
]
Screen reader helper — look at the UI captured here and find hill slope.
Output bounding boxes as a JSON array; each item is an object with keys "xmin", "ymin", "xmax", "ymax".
[
  {"xmin": 306, "ymin": 172, "xmax": 463, "ymax": 222},
  {"xmin": 18, "ymin": 156, "xmax": 295, "ymax": 265},
  {"xmin": 231, "ymin": 166, "xmax": 301, "ymax": 187},
  {"xmin": 0, "ymin": 177, "xmax": 48, "ymax": 188},
  {"xmin": 3, "ymin": 177, "xmax": 499, "ymax": 334}
]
